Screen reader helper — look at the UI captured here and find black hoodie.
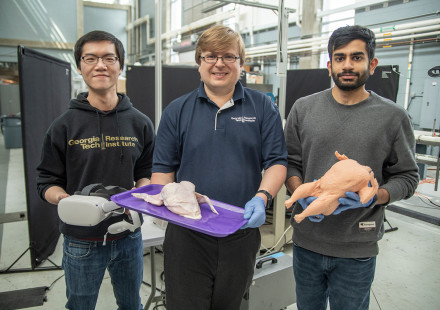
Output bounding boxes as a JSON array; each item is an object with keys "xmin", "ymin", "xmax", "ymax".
[{"xmin": 37, "ymin": 92, "xmax": 155, "ymax": 239}]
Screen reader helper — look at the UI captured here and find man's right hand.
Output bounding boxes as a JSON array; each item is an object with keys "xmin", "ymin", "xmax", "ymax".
[
  {"xmin": 56, "ymin": 193, "xmax": 70, "ymax": 204},
  {"xmin": 45, "ymin": 186, "xmax": 70, "ymax": 205}
]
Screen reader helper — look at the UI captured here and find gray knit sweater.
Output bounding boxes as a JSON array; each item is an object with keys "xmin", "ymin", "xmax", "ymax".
[{"xmin": 284, "ymin": 89, "xmax": 419, "ymax": 258}]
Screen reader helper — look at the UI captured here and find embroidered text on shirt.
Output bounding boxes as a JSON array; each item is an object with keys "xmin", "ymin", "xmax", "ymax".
[{"xmin": 231, "ymin": 116, "xmax": 256, "ymax": 123}]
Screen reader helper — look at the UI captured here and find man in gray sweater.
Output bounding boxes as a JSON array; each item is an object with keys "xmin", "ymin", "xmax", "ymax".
[{"xmin": 284, "ymin": 25, "xmax": 419, "ymax": 310}]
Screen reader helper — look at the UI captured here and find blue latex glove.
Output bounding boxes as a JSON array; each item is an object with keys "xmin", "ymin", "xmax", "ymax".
[
  {"xmin": 241, "ymin": 196, "xmax": 266, "ymax": 229},
  {"xmin": 297, "ymin": 196, "xmax": 324, "ymax": 222},
  {"xmin": 334, "ymin": 191, "xmax": 374, "ymax": 215}
]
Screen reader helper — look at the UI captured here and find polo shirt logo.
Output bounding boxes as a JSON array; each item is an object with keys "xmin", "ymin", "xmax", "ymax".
[{"xmin": 231, "ymin": 116, "xmax": 256, "ymax": 123}]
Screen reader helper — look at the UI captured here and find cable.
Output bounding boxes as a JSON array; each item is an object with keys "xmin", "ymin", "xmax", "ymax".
[
  {"xmin": 414, "ymin": 178, "xmax": 440, "ymax": 208},
  {"xmin": 419, "ymin": 178, "xmax": 436, "ymax": 184},
  {"xmin": 414, "ymin": 192, "xmax": 440, "ymax": 208},
  {"xmin": 142, "ymin": 280, "xmax": 166, "ymax": 294},
  {"xmin": 143, "ymin": 246, "xmax": 164, "ymax": 257},
  {"xmin": 149, "ymin": 271, "xmax": 167, "ymax": 309},
  {"xmin": 406, "ymin": 94, "xmax": 423, "ymax": 112},
  {"xmin": 371, "ymin": 288, "xmax": 383, "ymax": 310},
  {"xmin": 48, "ymin": 273, "xmax": 65, "ymax": 291},
  {"xmin": 261, "ymin": 225, "xmax": 293, "ymax": 254},
  {"xmin": 259, "ymin": 241, "xmax": 271, "ymax": 254},
  {"xmin": 154, "ymin": 274, "xmax": 167, "ymax": 309},
  {"xmin": 278, "ymin": 231, "xmax": 293, "ymax": 253}
]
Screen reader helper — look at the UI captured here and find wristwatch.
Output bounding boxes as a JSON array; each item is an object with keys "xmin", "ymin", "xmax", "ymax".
[{"xmin": 257, "ymin": 190, "xmax": 273, "ymax": 208}]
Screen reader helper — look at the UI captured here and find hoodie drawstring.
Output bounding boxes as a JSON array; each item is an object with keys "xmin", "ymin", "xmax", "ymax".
[
  {"xmin": 96, "ymin": 111, "xmax": 105, "ymax": 150},
  {"xmin": 96, "ymin": 110, "xmax": 123, "ymax": 164},
  {"xmin": 115, "ymin": 110, "xmax": 124, "ymax": 163}
]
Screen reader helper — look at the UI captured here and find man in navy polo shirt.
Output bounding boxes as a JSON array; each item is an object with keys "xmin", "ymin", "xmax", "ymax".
[{"xmin": 151, "ymin": 25, "xmax": 287, "ymax": 310}]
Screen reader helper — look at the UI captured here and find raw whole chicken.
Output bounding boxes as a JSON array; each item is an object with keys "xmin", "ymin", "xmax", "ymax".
[
  {"xmin": 132, "ymin": 181, "xmax": 218, "ymax": 219},
  {"xmin": 285, "ymin": 151, "xmax": 379, "ymax": 223}
]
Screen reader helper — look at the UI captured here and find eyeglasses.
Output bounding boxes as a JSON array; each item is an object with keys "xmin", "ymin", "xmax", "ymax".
[
  {"xmin": 81, "ymin": 55, "xmax": 119, "ymax": 65},
  {"xmin": 200, "ymin": 55, "xmax": 240, "ymax": 64}
]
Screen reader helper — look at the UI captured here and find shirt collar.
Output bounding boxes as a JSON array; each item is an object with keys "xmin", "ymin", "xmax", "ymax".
[{"xmin": 197, "ymin": 81, "xmax": 245, "ymax": 103}]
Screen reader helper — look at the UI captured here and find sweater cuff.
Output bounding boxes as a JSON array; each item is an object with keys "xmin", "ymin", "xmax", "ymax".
[
  {"xmin": 379, "ymin": 183, "xmax": 401, "ymax": 205},
  {"xmin": 286, "ymin": 167, "xmax": 302, "ymax": 182}
]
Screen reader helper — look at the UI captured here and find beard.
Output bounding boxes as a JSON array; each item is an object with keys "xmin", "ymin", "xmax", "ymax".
[{"xmin": 331, "ymin": 69, "xmax": 370, "ymax": 91}]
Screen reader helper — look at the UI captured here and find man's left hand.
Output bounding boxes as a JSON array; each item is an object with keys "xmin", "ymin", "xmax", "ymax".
[
  {"xmin": 334, "ymin": 191, "xmax": 374, "ymax": 215},
  {"xmin": 241, "ymin": 197, "xmax": 266, "ymax": 229}
]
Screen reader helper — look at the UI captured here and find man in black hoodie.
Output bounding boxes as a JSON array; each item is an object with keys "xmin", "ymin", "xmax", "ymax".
[{"xmin": 37, "ymin": 31, "xmax": 155, "ymax": 310}]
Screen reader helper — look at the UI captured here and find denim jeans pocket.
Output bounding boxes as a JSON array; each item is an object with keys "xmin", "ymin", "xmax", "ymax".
[
  {"xmin": 64, "ymin": 238, "xmax": 93, "ymax": 259},
  {"xmin": 353, "ymin": 256, "xmax": 374, "ymax": 262}
]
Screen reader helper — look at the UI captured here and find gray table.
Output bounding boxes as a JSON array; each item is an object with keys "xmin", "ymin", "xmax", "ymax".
[{"xmin": 141, "ymin": 215, "xmax": 166, "ymax": 310}]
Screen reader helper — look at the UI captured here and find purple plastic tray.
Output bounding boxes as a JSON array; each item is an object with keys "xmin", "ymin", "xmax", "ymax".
[{"xmin": 111, "ymin": 184, "xmax": 248, "ymax": 237}]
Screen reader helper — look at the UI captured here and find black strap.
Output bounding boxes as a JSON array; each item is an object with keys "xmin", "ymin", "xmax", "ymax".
[
  {"xmin": 81, "ymin": 183, "xmax": 106, "ymax": 196},
  {"xmin": 99, "ymin": 185, "xmax": 127, "ymax": 196},
  {"xmin": 75, "ymin": 183, "xmax": 127, "ymax": 200}
]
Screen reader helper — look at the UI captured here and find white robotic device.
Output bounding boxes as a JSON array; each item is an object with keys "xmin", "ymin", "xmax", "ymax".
[{"xmin": 57, "ymin": 184, "xmax": 142, "ymax": 244}]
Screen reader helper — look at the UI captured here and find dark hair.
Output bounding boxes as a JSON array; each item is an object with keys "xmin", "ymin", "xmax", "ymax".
[
  {"xmin": 328, "ymin": 25, "xmax": 376, "ymax": 61},
  {"xmin": 74, "ymin": 30, "xmax": 125, "ymax": 70}
]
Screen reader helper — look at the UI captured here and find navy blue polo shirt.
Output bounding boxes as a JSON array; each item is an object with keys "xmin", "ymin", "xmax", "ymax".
[{"xmin": 153, "ymin": 81, "xmax": 287, "ymax": 208}]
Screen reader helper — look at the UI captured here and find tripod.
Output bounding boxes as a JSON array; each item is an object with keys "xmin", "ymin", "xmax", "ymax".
[{"xmin": 0, "ymin": 244, "xmax": 61, "ymax": 274}]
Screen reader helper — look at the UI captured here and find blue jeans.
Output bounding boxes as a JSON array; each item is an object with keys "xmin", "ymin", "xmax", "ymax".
[
  {"xmin": 62, "ymin": 231, "xmax": 144, "ymax": 310},
  {"xmin": 292, "ymin": 243, "xmax": 376, "ymax": 310}
]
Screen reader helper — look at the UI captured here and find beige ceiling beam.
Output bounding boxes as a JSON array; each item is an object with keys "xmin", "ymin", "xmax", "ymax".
[{"xmin": 0, "ymin": 38, "xmax": 74, "ymax": 51}]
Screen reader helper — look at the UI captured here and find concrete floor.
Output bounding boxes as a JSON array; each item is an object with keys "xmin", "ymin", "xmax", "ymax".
[{"xmin": 1, "ymin": 136, "xmax": 440, "ymax": 309}]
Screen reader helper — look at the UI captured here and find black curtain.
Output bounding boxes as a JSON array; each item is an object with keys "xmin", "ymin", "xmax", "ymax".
[
  {"xmin": 126, "ymin": 65, "xmax": 247, "ymax": 127},
  {"xmin": 126, "ymin": 65, "xmax": 201, "ymax": 126},
  {"xmin": 286, "ymin": 68, "xmax": 330, "ymax": 117},
  {"xmin": 18, "ymin": 46, "xmax": 71, "ymax": 268},
  {"xmin": 365, "ymin": 65, "xmax": 399, "ymax": 102},
  {"xmin": 285, "ymin": 65, "xmax": 400, "ymax": 117}
]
